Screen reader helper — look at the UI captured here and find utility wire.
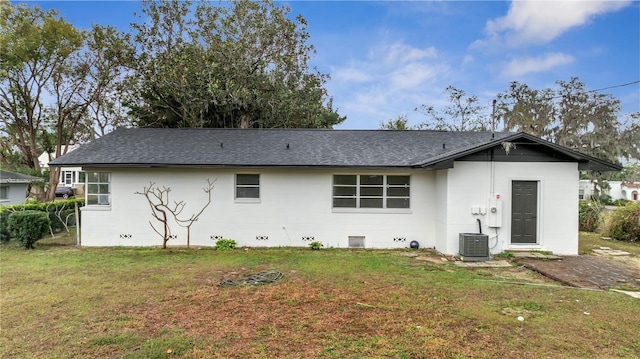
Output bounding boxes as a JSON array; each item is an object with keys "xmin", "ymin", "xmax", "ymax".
[{"xmin": 490, "ymin": 79, "xmax": 640, "ymax": 106}]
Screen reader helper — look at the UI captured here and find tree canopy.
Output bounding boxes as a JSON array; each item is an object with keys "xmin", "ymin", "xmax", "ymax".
[
  {"xmin": 415, "ymin": 86, "xmax": 491, "ymax": 131},
  {"xmin": 0, "ymin": 1, "xmax": 131, "ymax": 199},
  {"xmin": 496, "ymin": 77, "xmax": 639, "ymax": 165},
  {"xmin": 128, "ymin": 0, "xmax": 344, "ymax": 129}
]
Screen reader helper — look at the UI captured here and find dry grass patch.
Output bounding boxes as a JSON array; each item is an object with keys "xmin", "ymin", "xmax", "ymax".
[{"xmin": 1, "ymin": 232, "xmax": 639, "ymax": 358}]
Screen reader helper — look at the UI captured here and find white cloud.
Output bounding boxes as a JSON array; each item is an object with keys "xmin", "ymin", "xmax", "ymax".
[
  {"xmin": 389, "ymin": 62, "xmax": 444, "ymax": 90},
  {"xmin": 462, "ymin": 54, "xmax": 474, "ymax": 66},
  {"xmin": 326, "ymin": 40, "xmax": 451, "ymax": 128},
  {"xmin": 385, "ymin": 43, "xmax": 437, "ymax": 65},
  {"xmin": 501, "ymin": 52, "xmax": 575, "ymax": 77},
  {"xmin": 482, "ymin": 0, "xmax": 631, "ymax": 47},
  {"xmin": 333, "ymin": 68, "xmax": 371, "ymax": 83}
]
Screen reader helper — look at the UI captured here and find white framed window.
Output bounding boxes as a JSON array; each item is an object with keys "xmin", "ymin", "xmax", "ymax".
[
  {"xmin": 332, "ymin": 175, "xmax": 410, "ymax": 209},
  {"xmin": 61, "ymin": 171, "xmax": 74, "ymax": 185},
  {"xmin": 0, "ymin": 186, "xmax": 8, "ymax": 200},
  {"xmin": 86, "ymin": 172, "xmax": 110, "ymax": 205},
  {"xmin": 235, "ymin": 174, "xmax": 260, "ymax": 200}
]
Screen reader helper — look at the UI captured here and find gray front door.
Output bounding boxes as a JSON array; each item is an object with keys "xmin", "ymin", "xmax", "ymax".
[{"xmin": 511, "ymin": 181, "xmax": 538, "ymax": 244}]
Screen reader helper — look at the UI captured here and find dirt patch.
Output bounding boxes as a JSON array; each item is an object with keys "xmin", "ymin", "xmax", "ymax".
[{"xmin": 517, "ymin": 256, "xmax": 640, "ymax": 290}]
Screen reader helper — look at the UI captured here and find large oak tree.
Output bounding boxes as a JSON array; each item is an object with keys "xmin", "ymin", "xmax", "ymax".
[{"xmin": 128, "ymin": 0, "xmax": 344, "ymax": 129}]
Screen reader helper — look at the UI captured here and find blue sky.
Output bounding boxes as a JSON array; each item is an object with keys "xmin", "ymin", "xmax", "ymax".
[{"xmin": 21, "ymin": 1, "xmax": 640, "ymax": 129}]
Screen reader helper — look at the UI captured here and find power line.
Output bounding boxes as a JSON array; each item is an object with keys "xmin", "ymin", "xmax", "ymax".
[
  {"xmin": 492, "ymin": 79, "xmax": 640, "ymax": 105},
  {"xmin": 587, "ymin": 80, "xmax": 640, "ymax": 93}
]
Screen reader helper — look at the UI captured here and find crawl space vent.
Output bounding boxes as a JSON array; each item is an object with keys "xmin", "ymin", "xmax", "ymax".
[{"xmin": 348, "ymin": 236, "xmax": 365, "ymax": 248}]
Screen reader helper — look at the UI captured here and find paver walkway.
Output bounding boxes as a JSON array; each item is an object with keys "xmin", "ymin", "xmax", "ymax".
[{"xmin": 516, "ymin": 255, "xmax": 640, "ymax": 290}]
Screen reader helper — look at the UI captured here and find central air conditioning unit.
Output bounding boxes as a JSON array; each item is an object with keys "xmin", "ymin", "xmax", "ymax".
[{"xmin": 459, "ymin": 233, "xmax": 490, "ymax": 261}]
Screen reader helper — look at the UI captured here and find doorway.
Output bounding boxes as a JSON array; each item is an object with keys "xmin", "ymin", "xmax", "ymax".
[{"xmin": 511, "ymin": 181, "xmax": 538, "ymax": 244}]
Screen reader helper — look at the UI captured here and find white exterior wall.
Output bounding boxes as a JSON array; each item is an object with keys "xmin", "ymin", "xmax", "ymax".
[
  {"xmin": 433, "ymin": 170, "xmax": 448, "ymax": 252},
  {"xmin": 80, "ymin": 168, "xmax": 437, "ymax": 249},
  {"xmin": 443, "ymin": 161, "xmax": 579, "ymax": 255}
]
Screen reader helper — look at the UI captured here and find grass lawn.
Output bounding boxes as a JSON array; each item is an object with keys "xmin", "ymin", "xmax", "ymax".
[{"xmin": 1, "ymin": 231, "xmax": 639, "ymax": 358}]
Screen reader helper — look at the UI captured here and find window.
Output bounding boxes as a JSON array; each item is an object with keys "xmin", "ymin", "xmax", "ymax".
[
  {"xmin": 235, "ymin": 174, "xmax": 260, "ymax": 199},
  {"xmin": 61, "ymin": 171, "xmax": 75, "ymax": 185},
  {"xmin": 333, "ymin": 175, "xmax": 410, "ymax": 209},
  {"xmin": 86, "ymin": 172, "xmax": 110, "ymax": 205},
  {"xmin": 0, "ymin": 186, "xmax": 8, "ymax": 200}
]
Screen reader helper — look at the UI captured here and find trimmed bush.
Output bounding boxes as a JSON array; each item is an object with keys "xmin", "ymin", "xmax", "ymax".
[
  {"xmin": 0, "ymin": 211, "xmax": 10, "ymax": 243},
  {"xmin": 308, "ymin": 241, "xmax": 323, "ymax": 250},
  {"xmin": 605, "ymin": 202, "xmax": 640, "ymax": 242},
  {"xmin": 8, "ymin": 210, "xmax": 50, "ymax": 249},
  {"xmin": 2, "ymin": 199, "xmax": 82, "ymax": 234},
  {"xmin": 579, "ymin": 201, "xmax": 604, "ymax": 232},
  {"xmin": 215, "ymin": 238, "xmax": 236, "ymax": 251}
]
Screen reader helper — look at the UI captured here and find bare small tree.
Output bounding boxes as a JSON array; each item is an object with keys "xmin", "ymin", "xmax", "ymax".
[
  {"xmin": 136, "ymin": 179, "xmax": 215, "ymax": 248},
  {"xmin": 136, "ymin": 182, "xmax": 177, "ymax": 248},
  {"xmin": 174, "ymin": 179, "xmax": 215, "ymax": 247}
]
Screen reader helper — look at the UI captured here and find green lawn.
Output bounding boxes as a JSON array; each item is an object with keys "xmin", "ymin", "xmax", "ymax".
[{"xmin": 1, "ymin": 231, "xmax": 639, "ymax": 358}]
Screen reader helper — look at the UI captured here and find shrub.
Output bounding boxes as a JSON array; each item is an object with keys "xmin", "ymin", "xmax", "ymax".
[
  {"xmin": 2, "ymin": 199, "xmax": 82, "ymax": 234},
  {"xmin": 8, "ymin": 210, "xmax": 50, "ymax": 249},
  {"xmin": 591, "ymin": 194, "xmax": 612, "ymax": 205},
  {"xmin": 0, "ymin": 211, "xmax": 10, "ymax": 243},
  {"xmin": 605, "ymin": 202, "xmax": 640, "ymax": 242},
  {"xmin": 215, "ymin": 238, "xmax": 236, "ymax": 251},
  {"xmin": 612, "ymin": 198, "xmax": 631, "ymax": 207},
  {"xmin": 579, "ymin": 201, "xmax": 604, "ymax": 232},
  {"xmin": 48, "ymin": 208, "xmax": 77, "ymax": 232},
  {"xmin": 308, "ymin": 241, "xmax": 323, "ymax": 250}
]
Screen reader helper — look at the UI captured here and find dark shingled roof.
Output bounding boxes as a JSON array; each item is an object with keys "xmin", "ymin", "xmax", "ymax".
[
  {"xmin": 48, "ymin": 128, "xmax": 621, "ymax": 171},
  {"xmin": 0, "ymin": 170, "xmax": 45, "ymax": 183}
]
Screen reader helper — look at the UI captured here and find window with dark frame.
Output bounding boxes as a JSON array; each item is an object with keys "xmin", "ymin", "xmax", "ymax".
[
  {"xmin": 235, "ymin": 174, "xmax": 260, "ymax": 199},
  {"xmin": 332, "ymin": 175, "xmax": 410, "ymax": 209}
]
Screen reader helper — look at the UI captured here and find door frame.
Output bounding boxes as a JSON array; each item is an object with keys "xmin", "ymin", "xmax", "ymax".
[{"xmin": 509, "ymin": 178, "xmax": 542, "ymax": 247}]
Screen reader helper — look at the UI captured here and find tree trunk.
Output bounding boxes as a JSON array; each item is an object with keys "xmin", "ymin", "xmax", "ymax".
[
  {"xmin": 240, "ymin": 114, "xmax": 249, "ymax": 129},
  {"xmin": 47, "ymin": 168, "xmax": 61, "ymax": 202}
]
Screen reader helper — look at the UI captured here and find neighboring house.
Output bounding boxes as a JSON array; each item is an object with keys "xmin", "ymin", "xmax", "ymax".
[
  {"xmin": 0, "ymin": 170, "xmax": 44, "ymax": 205},
  {"xmin": 49, "ymin": 128, "xmax": 620, "ymax": 255},
  {"xmin": 579, "ymin": 180, "xmax": 640, "ymax": 202},
  {"xmin": 39, "ymin": 145, "xmax": 84, "ymax": 195}
]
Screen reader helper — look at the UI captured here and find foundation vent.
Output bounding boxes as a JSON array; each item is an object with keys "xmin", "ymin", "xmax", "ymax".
[{"xmin": 348, "ymin": 236, "xmax": 365, "ymax": 248}]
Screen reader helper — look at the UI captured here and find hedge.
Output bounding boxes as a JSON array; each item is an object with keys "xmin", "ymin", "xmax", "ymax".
[
  {"xmin": 7, "ymin": 210, "xmax": 50, "ymax": 249},
  {"xmin": 0, "ymin": 199, "xmax": 83, "ymax": 242}
]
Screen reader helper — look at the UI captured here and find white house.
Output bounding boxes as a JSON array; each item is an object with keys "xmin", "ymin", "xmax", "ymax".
[
  {"xmin": 579, "ymin": 180, "xmax": 640, "ymax": 202},
  {"xmin": 49, "ymin": 128, "xmax": 620, "ymax": 256},
  {"xmin": 39, "ymin": 145, "xmax": 84, "ymax": 192}
]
